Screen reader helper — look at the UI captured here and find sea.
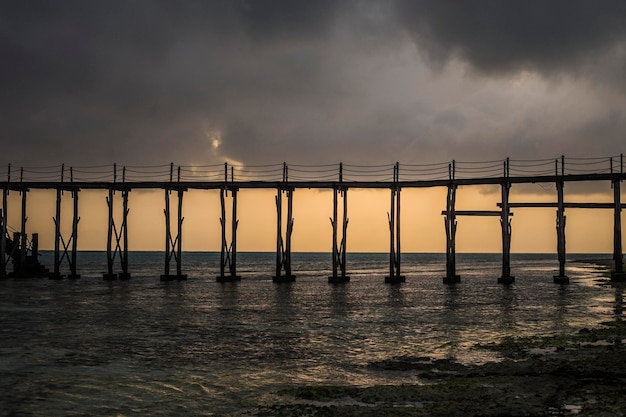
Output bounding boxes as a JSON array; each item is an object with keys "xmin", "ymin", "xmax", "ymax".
[{"xmin": 0, "ymin": 252, "xmax": 621, "ymax": 416}]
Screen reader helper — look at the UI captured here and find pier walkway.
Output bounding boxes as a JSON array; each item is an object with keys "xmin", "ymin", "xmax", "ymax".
[{"xmin": 1, "ymin": 155, "xmax": 624, "ymax": 284}]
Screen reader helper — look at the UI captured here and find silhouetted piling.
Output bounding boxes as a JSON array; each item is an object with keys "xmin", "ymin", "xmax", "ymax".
[
  {"xmin": 498, "ymin": 159, "xmax": 515, "ymax": 284},
  {"xmin": 443, "ymin": 162, "xmax": 460, "ymax": 284},
  {"xmin": 553, "ymin": 157, "xmax": 568, "ymax": 284},
  {"xmin": 274, "ymin": 181, "xmax": 296, "ymax": 283},
  {"xmin": 161, "ymin": 164, "xmax": 187, "ymax": 281},
  {"xmin": 386, "ymin": 163, "xmax": 405, "ymax": 284},
  {"xmin": 216, "ymin": 177, "xmax": 241, "ymax": 283},
  {"xmin": 612, "ymin": 167, "xmax": 625, "ymax": 281},
  {"xmin": 1, "ymin": 187, "xmax": 7, "ymax": 279},
  {"xmin": 329, "ymin": 182, "xmax": 349, "ymax": 284}
]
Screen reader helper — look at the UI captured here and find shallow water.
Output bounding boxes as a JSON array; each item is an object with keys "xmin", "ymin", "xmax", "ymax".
[{"xmin": 0, "ymin": 252, "xmax": 620, "ymax": 415}]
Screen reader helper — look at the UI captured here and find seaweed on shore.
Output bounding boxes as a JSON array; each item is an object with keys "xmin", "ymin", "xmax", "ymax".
[{"xmin": 238, "ymin": 320, "xmax": 626, "ymax": 417}]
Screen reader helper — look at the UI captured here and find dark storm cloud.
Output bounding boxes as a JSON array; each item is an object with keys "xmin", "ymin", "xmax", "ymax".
[
  {"xmin": 237, "ymin": 0, "xmax": 336, "ymax": 40},
  {"xmin": 0, "ymin": 0, "xmax": 344, "ymax": 165},
  {"xmin": 1, "ymin": 0, "xmax": 625, "ymax": 169},
  {"xmin": 395, "ymin": 0, "xmax": 626, "ymax": 77}
]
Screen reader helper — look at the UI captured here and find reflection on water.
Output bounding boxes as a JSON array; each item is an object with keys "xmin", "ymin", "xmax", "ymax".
[
  {"xmin": 613, "ymin": 285, "xmax": 624, "ymax": 316},
  {"xmin": 0, "ymin": 252, "xmax": 619, "ymax": 415}
]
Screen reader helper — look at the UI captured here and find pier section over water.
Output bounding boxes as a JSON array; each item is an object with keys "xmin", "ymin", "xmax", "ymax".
[{"xmin": 0, "ymin": 156, "xmax": 624, "ymax": 283}]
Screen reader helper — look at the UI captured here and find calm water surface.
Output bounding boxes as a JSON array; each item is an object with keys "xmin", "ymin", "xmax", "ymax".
[{"xmin": 0, "ymin": 252, "xmax": 621, "ymax": 415}]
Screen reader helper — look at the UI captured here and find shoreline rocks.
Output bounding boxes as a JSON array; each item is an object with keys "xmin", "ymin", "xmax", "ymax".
[{"xmin": 240, "ymin": 317, "xmax": 626, "ymax": 416}]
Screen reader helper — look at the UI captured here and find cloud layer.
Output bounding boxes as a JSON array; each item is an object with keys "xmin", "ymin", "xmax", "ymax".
[
  {"xmin": 2, "ymin": 0, "xmax": 625, "ymax": 167},
  {"xmin": 396, "ymin": 0, "xmax": 626, "ymax": 77}
]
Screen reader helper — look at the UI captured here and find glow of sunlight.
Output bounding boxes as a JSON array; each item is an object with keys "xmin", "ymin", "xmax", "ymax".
[
  {"xmin": 7, "ymin": 186, "xmax": 617, "ymax": 254},
  {"xmin": 206, "ymin": 127, "xmax": 221, "ymax": 152}
]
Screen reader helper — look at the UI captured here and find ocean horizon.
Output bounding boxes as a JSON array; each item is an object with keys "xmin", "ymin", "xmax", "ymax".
[{"xmin": 28, "ymin": 250, "xmax": 614, "ymax": 282}]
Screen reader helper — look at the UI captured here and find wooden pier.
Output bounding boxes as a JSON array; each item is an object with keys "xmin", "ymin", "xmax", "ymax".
[{"xmin": 0, "ymin": 155, "xmax": 624, "ymax": 283}]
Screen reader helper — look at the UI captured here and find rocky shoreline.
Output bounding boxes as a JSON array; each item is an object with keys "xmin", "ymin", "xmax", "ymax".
[{"xmin": 238, "ymin": 274, "xmax": 626, "ymax": 416}]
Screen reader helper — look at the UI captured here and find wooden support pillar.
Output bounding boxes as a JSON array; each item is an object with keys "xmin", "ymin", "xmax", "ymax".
[
  {"xmin": 163, "ymin": 188, "xmax": 171, "ymax": 277},
  {"xmin": 118, "ymin": 190, "xmax": 130, "ymax": 280},
  {"xmin": 331, "ymin": 187, "xmax": 338, "ymax": 278},
  {"xmin": 217, "ymin": 186, "xmax": 241, "ymax": 282},
  {"xmin": 50, "ymin": 165, "xmax": 81, "ymax": 280},
  {"xmin": 1, "ymin": 187, "xmax": 8, "ymax": 279},
  {"xmin": 329, "ymin": 186, "xmax": 349, "ymax": 283},
  {"xmin": 0, "ymin": 166, "xmax": 8, "ymax": 279},
  {"xmin": 11, "ymin": 231, "xmax": 19, "ymax": 275},
  {"xmin": 50, "ymin": 188, "xmax": 64, "ymax": 280},
  {"xmin": 176, "ymin": 189, "xmax": 184, "ymax": 278},
  {"xmin": 498, "ymin": 181, "xmax": 514, "ymax": 284},
  {"xmin": 218, "ymin": 164, "xmax": 228, "ymax": 281},
  {"xmin": 68, "ymin": 189, "xmax": 80, "ymax": 279},
  {"xmin": 499, "ymin": 160, "xmax": 515, "ymax": 284},
  {"xmin": 31, "ymin": 233, "xmax": 39, "ymax": 258},
  {"xmin": 443, "ymin": 161, "xmax": 460, "ymax": 284},
  {"xmin": 231, "ymin": 189, "xmax": 238, "ymax": 277},
  {"xmin": 443, "ymin": 185, "xmax": 459, "ymax": 284},
  {"xmin": 386, "ymin": 163, "xmax": 405, "ymax": 283},
  {"xmin": 554, "ymin": 178, "xmax": 569, "ymax": 284},
  {"xmin": 275, "ymin": 188, "xmax": 282, "ymax": 279},
  {"xmin": 274, "ymin": 186, "xmax": 296, "ymax": 283},
  {"xmin": 286, "ymin": 189, "xmax": 293, "ymax": 278},
  {"xmin": 19, "ymin": 188, "xmax": 27, "ymax": 275},
  {"xmin": 161, "ymin": 186, "xmax": 187, "ymax": 281},
  {"xmin": 104, "ymin": 184, "xmax": 131, "ymax": 280},
  {"xmin": 611, "ymin": 176, "xmax": 625, "ymax": 281},
  {"xmin": 104, "ymin": 188, "xmax": 117, "ymax": 280}
]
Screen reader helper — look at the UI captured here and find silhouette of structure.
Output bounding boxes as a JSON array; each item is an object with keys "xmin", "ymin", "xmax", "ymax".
[{"xmin": 0, "ymin": 155, "xmax": 624, "ymax": 283}]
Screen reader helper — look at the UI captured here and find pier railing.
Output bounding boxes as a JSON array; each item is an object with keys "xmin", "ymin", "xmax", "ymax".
[{"xmin": 3, "ymin": 155, "xmax": 623, "ymax": 184}]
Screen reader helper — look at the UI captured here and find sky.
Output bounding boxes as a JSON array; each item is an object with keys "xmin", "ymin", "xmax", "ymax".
[{"xmin": 1, "ymin": 0, "xmax": 625, "ymax": 254}]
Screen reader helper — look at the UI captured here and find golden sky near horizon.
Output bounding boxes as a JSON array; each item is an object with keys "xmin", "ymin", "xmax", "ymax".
[{"xmin": 5, "ymin": 184, "xmax": 617, "ymax": 254}]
